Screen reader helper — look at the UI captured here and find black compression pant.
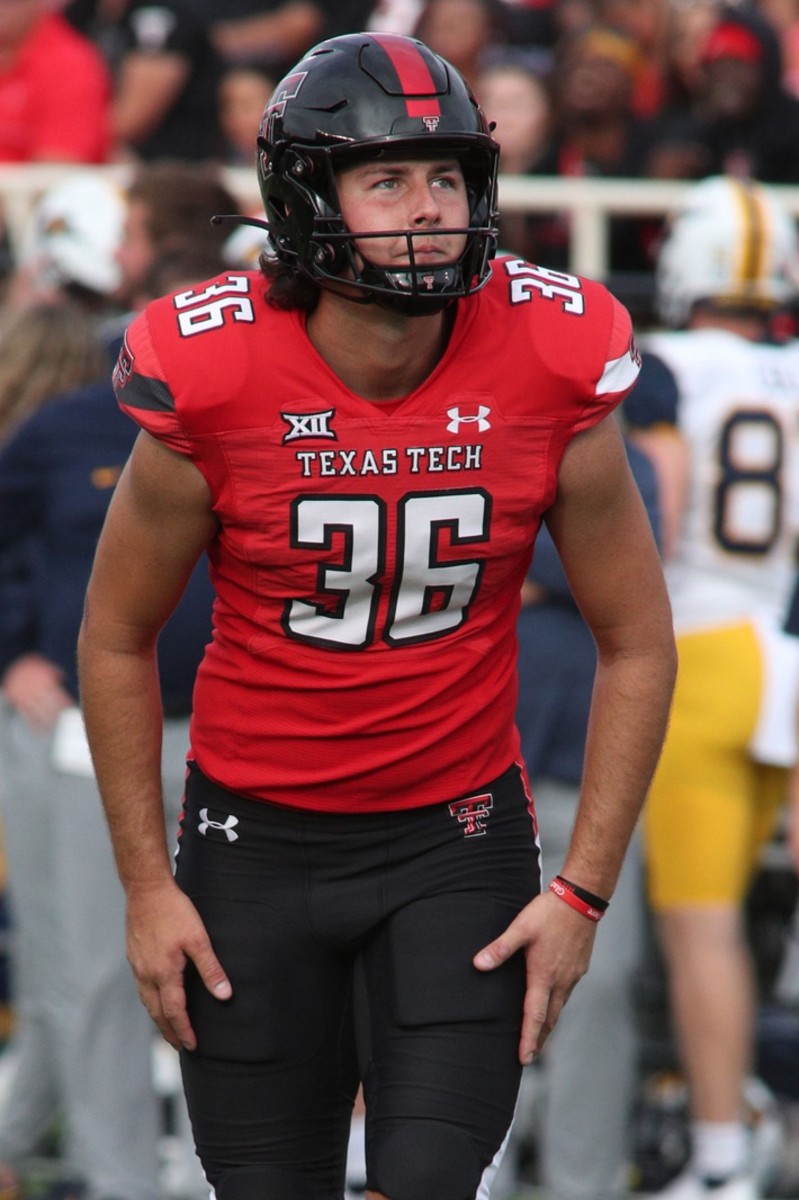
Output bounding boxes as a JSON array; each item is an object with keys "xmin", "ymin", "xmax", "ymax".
[{"xmin": 175, "ymin": 762, "xmax": 540, "ymax": 1200}]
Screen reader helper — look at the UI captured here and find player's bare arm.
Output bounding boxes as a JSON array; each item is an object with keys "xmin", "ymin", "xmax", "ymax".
[
  {"xmin": 475, "ymin": 414, "xmax": 676, "ymax": 1063},
  {"xmin": 78, "ymin": 431, "xmax": 231, "ymax": 1051}
]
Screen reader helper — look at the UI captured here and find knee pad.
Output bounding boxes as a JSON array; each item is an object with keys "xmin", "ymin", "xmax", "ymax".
[
  {"xmin": 373, "ymin": 1121, "xmax": 484, "ymax": 1200},
  {"xmin": 213, "ymin": 1164, "xmax": 319, "ymax": 1200}
]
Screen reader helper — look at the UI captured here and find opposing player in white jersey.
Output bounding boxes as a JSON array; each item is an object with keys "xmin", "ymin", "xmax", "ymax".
[{"xmin": 625, "ymin": 175, "xmax": 799, "ymax": 1200}]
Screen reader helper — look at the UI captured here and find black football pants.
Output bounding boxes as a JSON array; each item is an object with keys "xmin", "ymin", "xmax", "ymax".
[{"xmin": 175, "ymin": 761, "xmax": 540, "ymax": 1200}]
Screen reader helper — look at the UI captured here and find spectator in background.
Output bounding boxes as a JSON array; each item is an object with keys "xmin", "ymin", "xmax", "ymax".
[
  {"xmin": 551, "ymin": 0, "xmax": 596, "ymax": 41},
  {"xmin": 209, "ymin": 0, "xmax": 324, "ymax": 75},
  {"xmin": 652, "ymin": 4, "xmax": 799, "ymax": 184},
  {"xmin": 529, "ymin": 25, "xmax": 667, "ymax": 275},
  {"xmin": 412, "ymin": 0, "xmax": 509, "ymax": 88},
  {"xmin": 662, "ymin": 0, "xmax": 722, "ymax": 112},
  {"xmin": 699, "ymin": 2, "xmax": 799, "ymax": 181},
  {"xmin": 109, "ymin": 0, "xmax": 224, "ymax": 162},
  {"xmin": 367, "ymin": 0, "xmax": 425, "ymax": 34},
  {"xmin": 0, "ymin": 0, "xmax": 111, "ymax": 163},
  {"xmin": 0, "ymin": 304, "xmax": 109, "ymax": 442},
  {"xmin": 475, "ymin": 60, "xmax": 554, "ymax": 260},
  {"xmin": 65, "ymin": 0, "xmax": 224, "ymax": 161},
  {"xmin": 145, "ymin": 235, "xmax": 238, "ymax": 298},
  {"xmin": 755, "ymin": 0, "xmax": 799, "ymax": 97},
  {"xmin": 539, "ymin": 25, "xmax": 654, "ymax": 180},
  {"xmin": 595, "ymin": 0, "xmax": 670, "ymax": 118},
  {"xmin": 209, "ymin": 0, "xmax": 380, "ymax": 74},
  {"xmin": 494, "ymin": 0, "xmax": 559, "ymax": 61},
  {"xmin": 63, "ymin": 0, "xmax": 130, "ymax": 68},
  {"xmin": 647, "ymin": 0, "xmax": 722, "ymax": 181},
  {"xmin": 115, "ymin": 160, "xmax": 241, "ymax": 311},
  {"xmin": 476, "ymin": 59, "xmax": 551, "ymax": 177},
  {"xmin": 365, "ymin": 0, "xmax": 564, "ymax": 58},
  {"xmin": 218, "ymin": 62, "xmax": 275, "ymax": 165}
]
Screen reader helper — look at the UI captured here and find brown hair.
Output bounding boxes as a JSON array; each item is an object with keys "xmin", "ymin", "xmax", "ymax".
[
  {"xmin": 127, "ymin": 161, "xmax": 242, "ymax": 253},
  {"xmin": 0, "ymin": 303, "xmax": 109, "ymax": 443},
  {"xmin": 260, "ymin": 253, "xmax": 320, "ymax": 312},
  {"xmin": 143, "ymin": 236, "xmax": 229, "ymax": 300}
]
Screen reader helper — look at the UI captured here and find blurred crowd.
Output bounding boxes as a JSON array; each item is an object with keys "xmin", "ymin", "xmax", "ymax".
[
  {"xmin": 1, "ymin": 4, "xmax": 799, "ymax": 1200},
  {"xmin": 3, "ymin": 0, "xmax": 799, "ymax": 278}
]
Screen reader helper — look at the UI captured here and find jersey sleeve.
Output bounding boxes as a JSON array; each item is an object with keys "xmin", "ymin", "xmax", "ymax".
[
  {"xmin": 113, "ymin": 310, "xmax": 193, "ymax": 457},
  {"xmin": 594, "ymin": 291, "xmax": 640, "ymax": 408},
  {"xmin": 511, "ymin": 264, "xmax": 642, "ymax": 434},
  {"xmin": 568, "ymin": 289, "xmax": 641, "ymax": 434}
]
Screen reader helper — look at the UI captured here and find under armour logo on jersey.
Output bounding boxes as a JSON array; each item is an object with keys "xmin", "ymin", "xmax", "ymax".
[
  {"xmin": 446, "ymin": 406, "xmax": 491, "ymax": 434},
  {"xmin": 198, "ymin": 808, "xmax": 239, "ymax": 842},
  {"xmin": 281, "ymin": 409, "xmax": 337, "ymax": 443},
  {"xmin": 449, "ymin": 792, "xmax": 494, "ymax": 837}
]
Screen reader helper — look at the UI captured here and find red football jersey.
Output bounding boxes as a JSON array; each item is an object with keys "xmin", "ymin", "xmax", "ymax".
[{"xmin": 114, "ymin": 257, "xmax": 640, "ymax": 812}]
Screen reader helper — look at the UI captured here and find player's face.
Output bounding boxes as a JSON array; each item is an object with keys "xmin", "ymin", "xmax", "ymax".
[{"xmin": 335, "ymin": 157, "xmax": 470, "ymax": 270}]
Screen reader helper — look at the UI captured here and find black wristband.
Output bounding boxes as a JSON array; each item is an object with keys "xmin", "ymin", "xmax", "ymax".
[{"xmin": 554, "ymin": 874, "xmax": 610, "ymax": 913}]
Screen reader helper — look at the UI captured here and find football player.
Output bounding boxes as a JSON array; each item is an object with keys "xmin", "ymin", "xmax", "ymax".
[
  {"xmin": 625, "ymin": 174, "xmax": 799, "ymax": 1200},
  {"xmin": 78, "ymin": 31, "xmax": 676, "ymax": 1200}
]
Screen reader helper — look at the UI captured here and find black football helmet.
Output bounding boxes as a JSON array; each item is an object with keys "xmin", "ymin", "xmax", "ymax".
[{"xmin": 256, "ymin": 32, "xmax": 500, "ymax": 315}]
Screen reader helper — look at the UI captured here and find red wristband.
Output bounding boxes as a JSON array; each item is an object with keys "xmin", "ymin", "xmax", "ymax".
[
  {"xmin": 555, "ymin": 874, "xmax": 609, "ymax": 911},
  {"xmin": 548, "ymin": 877, "xmax": 606, "ymax": 922}
]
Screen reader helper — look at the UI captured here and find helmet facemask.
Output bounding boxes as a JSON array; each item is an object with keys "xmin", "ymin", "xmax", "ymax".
[{"xmin": 256, "ymin": 33, "xmax": 500, "ymax": 316}]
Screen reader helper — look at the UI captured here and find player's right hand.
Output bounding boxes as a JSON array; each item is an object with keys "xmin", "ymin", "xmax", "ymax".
[{"xmin": 125, "ymin": 877, "xmax": 232, "ymax": 1051}]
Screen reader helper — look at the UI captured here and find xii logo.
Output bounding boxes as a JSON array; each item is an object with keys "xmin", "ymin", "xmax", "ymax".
[{"xmin": 281, "ymin": 409, "xmax": 337, "ymax": 443}]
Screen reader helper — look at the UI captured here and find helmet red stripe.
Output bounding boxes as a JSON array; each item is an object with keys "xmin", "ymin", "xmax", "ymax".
[{"xmin": 371, "ymin": 32, "xmax": 442, "ymax": 119}]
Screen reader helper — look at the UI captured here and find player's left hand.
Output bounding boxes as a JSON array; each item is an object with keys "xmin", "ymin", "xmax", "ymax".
[{"xmin": 473, "ymin": 889, "xmax": 597, "ymax": 1063}]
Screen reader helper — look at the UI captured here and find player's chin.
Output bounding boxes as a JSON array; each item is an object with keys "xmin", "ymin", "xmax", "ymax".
[{"xmin": 383, "ymin": 251, "xmax": 461, "ymax": 275}]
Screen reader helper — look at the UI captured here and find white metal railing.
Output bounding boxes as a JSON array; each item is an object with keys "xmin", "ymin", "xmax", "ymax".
[
  {"xmin": 495, "ymin": 176, "xmax": 799, "ymax": 279},
  {"xmin": 6, "ymin": 165, "xmax": 799, "ymax": 282}
]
